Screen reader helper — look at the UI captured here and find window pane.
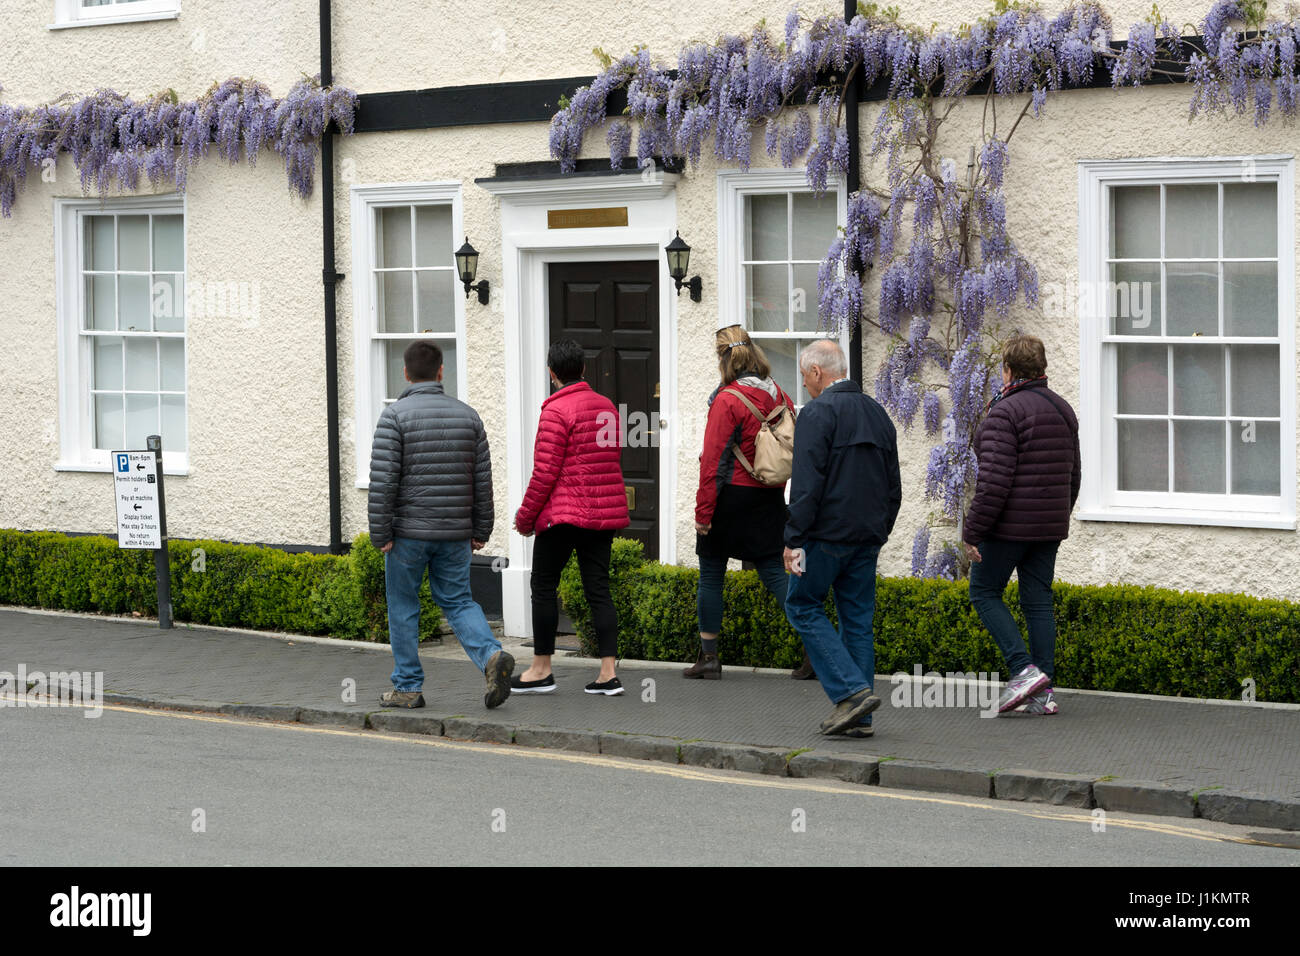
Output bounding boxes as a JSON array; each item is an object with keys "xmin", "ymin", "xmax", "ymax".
[
  {"xmin": 152, "ymin": 274, "xmax": 184, "ymax": 332},
  {"xmin": 1108, "ymin": 262, "xmax": 1160, "ymax": 335},
  {"xmin": 759, "ymin": 337, "xmax": 800, "ymax": 405},
  {"xmin": 86, "ymin": 275, "xmax": 116, "ymax": 330},
  {"xmin": 744, "ymin": 194, "xmax": 787, "ymax": 261},
  {"xmin": 1223, "ymin": 183, "xmax": 1277, "ymax": 258},
  {"xmin": 118, "ymin": 274, "xmax": 151, "ymax": 331},
  {"xmin": 161, "ymin": 394, "xmax": 186, "ymax": 453},
  {"xmin": 414, "ymin": 206, "xmax": 452, "ymax": 267},
  {"xmin": 1230, "ymin": 345, "xmax": 1280, "ymax": 418},
  {"xmin": 377, "ymin": 207, "xmax": 412, "ymax": 268},
  {"xmin": 1173, "ymin": 420, "xmax": 1225, "ymax": 493},
  {"xmin": 791, "ymin": 263, "xmax": 829, "ymax": 332},
  {"xmin": 1171, "ymin": 345, "xmax": 1223, "ymax": 416},
  {"xmin": 440, "ymin": 341, "xmax": 459, "ymax": 399},
  {"xmin": 85, "ymin": 215, "xmax": 115, "ymax": 270},
  {"xmin": 93, "ymin": 336, "xmax": 123, "ymax": 390},
  {"xmin": 118, "ymin": 215, "xmax": 150, "ymax": 271},
  {"xmin": 1109, "ymin": 185, "xmax": 1159, "ymax": 258},
  {"xmin": 378, "ymin": 272, "xmax": 415, "ymax": 333},
  {"xmin": 1116, "ymin": 343, "xmax": 1167, "ymax": 414},
  {"xmin": 125, "ymin": 393, "xmax": 159, "ymax": 449},
  {"xmin": 152, "ymin": 214, "xmax": 184, "ymax": 271},
  {"xmin": 745, "ymin": 263, "xmax": 787, "ymax": 332},
  {"xmin": 384, "ymin": 340, "xmax": 406, "ymax": 401},
  {"xmin": 1165, "ymin": 263, "xmax": 1218, "ymax": 337},
  {"xmin": 791, "ymin": 191, "xmax": 838, "ymax": 261},
  {"xmin": 1165, "ymin": 184, "xmax": 1217, "ymax": 258},
  {"xmin": 416, "ymin": 270, "xmax": 455, "ymax": 332},
  {"xmin": 94, "ymin": 394, "xmax": 124, "ymax": 449},
  {"xmin": 1117, "ymin": 419, "xmax": 1167, "ymax": 491},
  {"xmin": 1223, "ymin": 262, "xmax": 1277, "ymax": 337},
  {"xmin": 125, "ymin": 337, "xmax": 157, "ymax": 390},
  {"xmin": 1232, "ymin": 420, "xmax": 1280, "ymax": 495},
  {"xmin": 159, "ymin": 338, "xmax": 185, "ymax": 391}
]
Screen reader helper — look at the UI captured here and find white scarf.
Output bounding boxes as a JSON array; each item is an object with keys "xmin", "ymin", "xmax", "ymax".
[{"xmin": 735, "ymin": 374, "xmax": 779, "ymax": 400}]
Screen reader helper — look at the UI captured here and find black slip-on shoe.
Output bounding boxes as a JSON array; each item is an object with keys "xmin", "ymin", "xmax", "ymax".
[
  {"xmin": 484, "ymin": 651, "xmax": 515, "ymax": 709},
  {"xmin": 584, "ymin": 677, "xmax": 625, "ymax": 696},
  {"xmin": 511, "ymin": 673, "xmax": 556, "ymax": 694}
]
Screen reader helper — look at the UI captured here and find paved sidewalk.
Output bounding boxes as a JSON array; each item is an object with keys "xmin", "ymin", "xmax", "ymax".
[{"xmin": 4, "ymin": 608, "xmax": 1300, "ymax": 829}]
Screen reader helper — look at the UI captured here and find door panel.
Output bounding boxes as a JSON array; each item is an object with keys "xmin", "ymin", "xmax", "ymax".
[{"xmin": 548, "ymin": 261, "xmax": 659, "ymax": 559}]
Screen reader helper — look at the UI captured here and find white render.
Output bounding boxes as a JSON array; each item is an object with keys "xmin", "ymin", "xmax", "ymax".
[{"xmin": 1, "ymin": 1, "xmax": 1299, "ymax": 635}]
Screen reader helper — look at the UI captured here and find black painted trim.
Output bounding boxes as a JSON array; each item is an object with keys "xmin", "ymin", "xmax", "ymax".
[{"xmin": 354, "ymin": 39, "xmax": 1203, "ymax": 134}]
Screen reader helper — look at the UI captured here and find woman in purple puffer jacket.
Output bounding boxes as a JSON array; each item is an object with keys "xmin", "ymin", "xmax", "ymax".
[{"xmin": 962, "ymin": 334, "xmax": 1080, "ymax": 717}]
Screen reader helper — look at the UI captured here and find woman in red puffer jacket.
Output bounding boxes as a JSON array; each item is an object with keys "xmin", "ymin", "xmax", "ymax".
[{"xmin": 513, "ymin": 339, "xmax": 630, "ymax": 696}]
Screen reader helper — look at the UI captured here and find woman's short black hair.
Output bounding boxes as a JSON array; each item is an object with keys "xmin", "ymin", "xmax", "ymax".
[{"xmin": 548, "ymin": 338, "xmax": 586, "ymax": 384}]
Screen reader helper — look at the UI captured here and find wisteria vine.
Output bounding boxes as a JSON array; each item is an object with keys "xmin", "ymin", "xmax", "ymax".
[
  {"xmin": 0, "ymin": 75, "xmax": 358, "ymax": 217},
  {"xmin": 549, "ymin": 0, "xmax": 1300, "ymax": 578}
]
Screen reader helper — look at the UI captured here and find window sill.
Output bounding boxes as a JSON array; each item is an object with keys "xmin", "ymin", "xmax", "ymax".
[
  {"xmin": 55, "ymin": 461, "xmax": 189, "ymax": 477},
  {"xmin": 49, "ymin": 11, "xmax": 180, "ymax": 30},
  {"xmin": 1076, "ymin": 508, "xmax": 1295, "ymax": 531}
]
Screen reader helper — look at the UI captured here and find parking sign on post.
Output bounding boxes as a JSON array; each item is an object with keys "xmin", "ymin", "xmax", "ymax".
[{"xmin": 112, "ymin": 436, "xmax": 171, "ymax": 628}]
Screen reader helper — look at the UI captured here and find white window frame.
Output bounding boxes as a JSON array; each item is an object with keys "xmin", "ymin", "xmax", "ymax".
[
  {"xmin": 54, "ymin": 194, "xmax": 189, "ymax": 475},
  {"xmin": 51, "ymin": 0, "xmax": 181, "ymax": 29},
  {"xmin": 350, "ymin": 181, "xmax": 467, "ymax": 490},
  {"xmin": 1077, "ymin": 156, "xmax": 1296, "ymax": 530},
  {"xmin": 717, "ymin": 168, "xmax": 850, "ymax": 407}
]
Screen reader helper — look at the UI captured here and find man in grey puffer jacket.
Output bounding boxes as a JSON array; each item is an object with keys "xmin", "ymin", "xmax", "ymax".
[{"xmin": 368, "ymin": 341, "xmax": 514, "ymax": 710}]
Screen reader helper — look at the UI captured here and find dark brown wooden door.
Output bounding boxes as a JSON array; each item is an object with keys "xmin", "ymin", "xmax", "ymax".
[{"xmin": 548, "ymin": 261, "xmax": 659, "ymax": 559}]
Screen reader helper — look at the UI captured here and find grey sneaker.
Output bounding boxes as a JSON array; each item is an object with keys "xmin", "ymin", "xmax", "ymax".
[
  {"xmin": 997, "ymin": 665, "xmax": 1050, "ymax": 713},
  {"xmin": 819, "ymin": 689, "xmax": 881, "ymax": 735},
  {"xmin": 1014, "ymin": 688, "xmax": 1059, "ymax": 715},
  {"xmin": 484, "ymin": 651, "xmax": 515, "ymax": 709},
  {"xmin": 380, "ymin": 690, "xmax": 425, "ymax": 709}
]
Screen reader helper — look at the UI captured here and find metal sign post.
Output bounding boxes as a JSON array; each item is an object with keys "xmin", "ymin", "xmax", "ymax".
[{"xmin": 112, "ymin": 435, "xmax": 171, "ymax": 628}]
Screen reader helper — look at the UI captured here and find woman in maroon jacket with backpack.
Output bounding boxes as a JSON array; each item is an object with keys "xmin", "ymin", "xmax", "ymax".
[
  {"xmin": 686, "ymin": 325, "xmax": 800, "ymax": 680},
  {"xmin": 513, "ymin": 339, "xmax": 630, "ymax": 696}
]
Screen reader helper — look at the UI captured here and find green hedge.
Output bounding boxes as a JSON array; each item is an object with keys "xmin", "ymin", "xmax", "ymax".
[
  {"xmin": 0, "ymin": 530, "xmax": 441, "ymax": 642},
  {"xmin": 559, "ymin": 538, "xmax": 1300, "ymax": 703}
]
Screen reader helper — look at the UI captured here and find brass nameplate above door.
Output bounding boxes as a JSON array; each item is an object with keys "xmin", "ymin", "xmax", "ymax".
[{"xmin": 547, "ymin": 207, "xmax": 629, "ymax": 229}]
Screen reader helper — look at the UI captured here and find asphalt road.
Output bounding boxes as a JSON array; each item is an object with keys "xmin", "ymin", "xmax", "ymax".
[{"xmin": 2, "ymin": 702, "xmax": 1297, "ymax": 867}]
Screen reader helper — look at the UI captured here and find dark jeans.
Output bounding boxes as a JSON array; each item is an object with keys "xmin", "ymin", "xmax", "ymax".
[
  {"xmin": 784, "ymin": 539, "xmax": 880, "ymax": 705},
  {"xmin": 968, "ymin": 538, "xmax": 1060, "ymax": 680},
  {"xmin": 530, "ymin": 524, "xmax": 617, "ymax": 658},
  {"xmin": 697, "ymin": 553, "xmax": 787, "ymax": 635}
]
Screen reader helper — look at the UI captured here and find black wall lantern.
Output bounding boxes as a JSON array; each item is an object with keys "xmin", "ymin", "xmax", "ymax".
[
  {"xmin": 455, "ymin": 237, "xmax": 490, "ymax": 305},
  {"xmin": 665, "ymin": 231, "xmax": 703, "ymax": 302}
]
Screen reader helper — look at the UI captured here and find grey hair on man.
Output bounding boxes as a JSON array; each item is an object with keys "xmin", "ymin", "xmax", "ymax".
[{"xmin": 798, "ymin": 339, "xmax": 848, "ymax": 377}]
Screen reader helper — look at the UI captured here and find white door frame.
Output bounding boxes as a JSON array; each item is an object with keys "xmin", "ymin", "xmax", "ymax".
[{"xmin": 478, "ymin": 171, "xmax": 681, "ymax": 637}]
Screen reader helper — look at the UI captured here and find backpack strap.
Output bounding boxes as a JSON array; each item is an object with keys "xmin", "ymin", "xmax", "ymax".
[
  {"xmin": 722, "ymin": 387, "xmax": 784, "ymax": 478},
  {"xmin": 1023, "ymin": 387, "xmax": 1077, "ymax": 436}
]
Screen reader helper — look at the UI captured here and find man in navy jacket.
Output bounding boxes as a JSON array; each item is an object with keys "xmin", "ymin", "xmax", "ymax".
[{"xmin": 783, "ymin": 340, "xmax": 902, "ymax": 736}]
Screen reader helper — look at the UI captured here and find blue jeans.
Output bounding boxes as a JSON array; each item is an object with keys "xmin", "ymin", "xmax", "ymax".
[
  {"xmin": 968, "ymin": 538, "xmax": 1059, "ymax": 680},
  {"xmin": 696, "ymin": 553, "xmax": 787, "ymax": 635},
  {"xmin": 384, "ymin": 536, "xmax": 501, "ymax": 691},
  {"xmin": 784, "ymin": 539, "xmax": 880, "ymax": 706}
]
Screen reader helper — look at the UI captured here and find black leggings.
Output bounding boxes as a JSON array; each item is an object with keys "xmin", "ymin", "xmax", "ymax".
[{"xmin": 530, "ymin": 525, "xmax": 617, "ymax": 658}]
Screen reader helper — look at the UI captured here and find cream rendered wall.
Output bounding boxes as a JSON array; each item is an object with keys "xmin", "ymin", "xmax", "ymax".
[{"xmin": 2, "ymin": 0, "xmax": 1296, "ymax": 600}]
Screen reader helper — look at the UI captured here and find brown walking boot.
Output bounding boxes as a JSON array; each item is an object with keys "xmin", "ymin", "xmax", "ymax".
[
  {"xmin": 682, "ymin": 651, "xmax": 721, "ymax": 680},
  {"xmin": 791, "ymin": 654, "xmax": 817, "ymax": 680}
]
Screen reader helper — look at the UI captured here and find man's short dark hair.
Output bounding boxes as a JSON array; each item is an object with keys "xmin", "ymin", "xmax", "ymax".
[
  {"xmin": 548, "ymin": 339, "xmax": 585, "ymax": 384},
  {"xmin": 404, "ymin": 341, "xmax": 443, "ymax": 381}
]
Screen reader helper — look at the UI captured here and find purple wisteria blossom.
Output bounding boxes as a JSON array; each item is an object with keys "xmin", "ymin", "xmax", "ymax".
[
  {"xmin": 538, "ymin": 1, "xmax": 1300, "ymax": 576},
  {"xmin": 0, "ymin": 76, "xmax": 356, "ymax": 217}
]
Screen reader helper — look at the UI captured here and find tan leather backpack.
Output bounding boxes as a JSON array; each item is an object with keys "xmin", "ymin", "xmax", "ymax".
[{"xmin": 723, "ymin": 388, "xmax": 797, "ymax": 486}]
